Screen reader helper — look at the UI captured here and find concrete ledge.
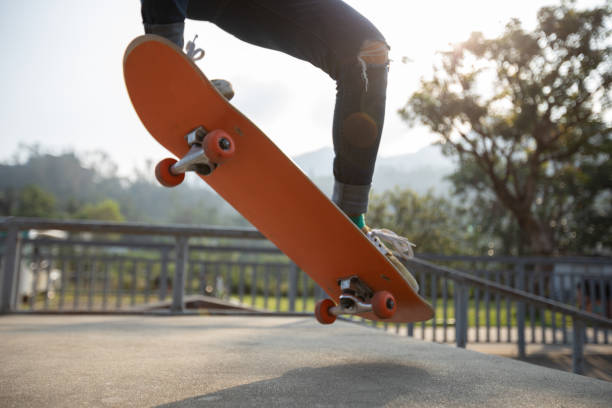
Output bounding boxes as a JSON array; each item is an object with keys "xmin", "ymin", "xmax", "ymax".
[
  {"xmin": 125, "ymin": 294, "xmax": 257, "ymax": 312},
  {"xmin": 0, "ymin": 315, "xmax": 610, "ymax": 407}
]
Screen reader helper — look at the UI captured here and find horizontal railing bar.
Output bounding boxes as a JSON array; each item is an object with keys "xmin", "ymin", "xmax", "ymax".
[
  {"xmin": 22, "ymin": 254, "xmax": 291, "ymax": 270},
  {"xmin": 418, "ymin": 253, "xmax": 612, "ymax": 265},
  {"xmin": 0, "ymin": 217, "xmax": 264, "ymax": 239},
  {"xmin": 21, "ymin": 255, "xmax": 157, "ymax": 263},
  {"xmin": 5, "ymin": 218, "xmax": 610, "ymax": 264},
  {"xmin": 9, "ymin": 309, "xmax": 312, "ymax": 317},
  {"xmin": 405, "ymin": 257, "xmax": 612, "ymax": 329},
  {"xmin": 192, "ymin": 261, "xmax": 291, "ymax": 268},
  {"xmin": 21, "ymin": 238, "xmax": 282, "ymax": 254}
]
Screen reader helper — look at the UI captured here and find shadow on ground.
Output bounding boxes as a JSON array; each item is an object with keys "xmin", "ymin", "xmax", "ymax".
[{"xmin": 156, "ymin": 363, "xmax": 430, "ymax": 407}]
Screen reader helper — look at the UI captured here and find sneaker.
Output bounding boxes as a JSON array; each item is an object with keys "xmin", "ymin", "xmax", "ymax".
[
  {"xmin": 362, "ymin": 226, "xmax": 419, "ymax": 291},
  {"xmin": 185, "ymin": 35, "xmax": 235, "ymax": 100},
  {"xmin": 211, "ymin": 79, "xmax": 235, "ymax": 100}
]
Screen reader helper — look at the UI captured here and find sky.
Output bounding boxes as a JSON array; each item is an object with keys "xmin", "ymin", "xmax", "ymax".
[{"xmin": 0, "ymin": 0, "xmax": 605, "ymax": 177}]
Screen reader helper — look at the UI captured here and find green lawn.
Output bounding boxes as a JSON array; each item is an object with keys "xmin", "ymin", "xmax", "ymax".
[
  {"xmin": 230, "ymin": 295, "xmax": 570, "ymax": 328},
  {"xmin": 21, "ymin": 290, "xmax": 572, "ymax": 330},
  {"xmin": 20, "ymin": 292, "xmax": 159, "ymax": 312}
]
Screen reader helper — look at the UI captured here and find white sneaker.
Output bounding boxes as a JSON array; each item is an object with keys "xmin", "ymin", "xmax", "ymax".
[
  {"xmin": 211, "ymin": 79, "xmax": 235, "ymax": 100},
  {"xmin": 185, "ymin": 35, "xmax": 235, "ymax": 100},
  {"xmin": 363, "ymin": 226, "xmax": 419, "ymax": 291}
]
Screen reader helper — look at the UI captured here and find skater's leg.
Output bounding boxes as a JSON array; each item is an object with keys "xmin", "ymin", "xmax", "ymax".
[
  {"xmin": 140, "ymin": 0, "xmax": 189, "ymax": 48},
  {"xmin": 186, "ymin": 0, "xmax": 389, "ymax": 215}
]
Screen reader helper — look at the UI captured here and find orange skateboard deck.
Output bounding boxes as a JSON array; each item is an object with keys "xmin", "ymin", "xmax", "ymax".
[{"xmin": 123, "ymin": 35, "xmax": 433, "ymax": 323}]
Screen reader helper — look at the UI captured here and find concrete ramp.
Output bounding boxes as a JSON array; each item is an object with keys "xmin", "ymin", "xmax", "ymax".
[
  {"xmin": 125, "ymin": 294, "xmax": 257, "ymax": 312},
  {"xmin": 0, "ymin": 315, "xmax": 610, "ymax": 407}
]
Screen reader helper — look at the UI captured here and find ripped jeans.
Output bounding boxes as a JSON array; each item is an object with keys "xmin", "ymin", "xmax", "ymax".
[{"xmin": 141, "ymin": 0, "xmax": 389, "ymax": 216}]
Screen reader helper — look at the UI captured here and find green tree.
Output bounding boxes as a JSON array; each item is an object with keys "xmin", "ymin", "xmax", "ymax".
[
  {"xmin": 0, "ymin": 188, "xmax": 17, "ymax": 216},
  {"xmin": 0, "ymin": 144, "xmax": 241, "ymax": 226},
  {"xmin": 170, "ymin": 204, "xmax": 219, "ymax": 225},
  {"xmin": 74, "ymin": 199, "xmax": 125, "ymax": 222},
  {"xmin": 402, "ymin": 1, "xmax": 611, "ymax": 255},
  {"xmin": 14, "ymin": 185, "xmax": 57, "ymax": 218},
  {"xmin": 367, "ymin": 188, "xmax": 468, "ymax": 255}
]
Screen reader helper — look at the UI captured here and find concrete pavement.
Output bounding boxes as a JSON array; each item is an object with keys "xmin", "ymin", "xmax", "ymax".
[
  {"xmin": 373, "ymin": 325, "xmax": 612, "ymax": 381},
  {"xmin": 1, "ymin": 315, "xmax": 611, "ymax": 407}
]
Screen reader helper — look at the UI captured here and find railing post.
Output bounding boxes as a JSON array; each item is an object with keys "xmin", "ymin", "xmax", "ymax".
[
  {"xmin": 159, "ymin": 247, "xmax": 170, "ymax": 301},
  {"xmin": 572, "ymin": 317, "xmax": 585, "ymax": 375},
  {"xmin": 455, "ymin": 281, "xmax": 468, "ymax": 348},
  {"xmin": 1, "ymin": 223, "xmax": 22, "ymax": 313},
  {"xmin": 515, "ymin": 262, "xmax": 526, "ymax": 358},
  {"xmin": 288, "ymin": 262, "xmax": 297, "ymax": 312},
  {"xmin": 171, "ymin": 236, "xmax": 188, "ymax": 313}
]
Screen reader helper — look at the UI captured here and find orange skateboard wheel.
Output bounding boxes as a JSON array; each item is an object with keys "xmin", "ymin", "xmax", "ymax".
[
  {"xmin": 155, "ymin": 158, "xmax": 185, "ymax": 187},
  {"xmin": 315, "ymin": 298, "xmax": 337, "ymax": 325},
  {"xmin": 372, "ymin": 291, "xmax": 396, "ymax": 319},
  {"xmin": 204, "ymin": 130, "xmax": 235, "ymax": 164}
]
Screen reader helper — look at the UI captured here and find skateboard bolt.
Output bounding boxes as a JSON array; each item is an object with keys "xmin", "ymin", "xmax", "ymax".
[
  {"xmin": 219, "ymin": 138, "xmax": 231, "ymax": 150},
  {"xmin": 194, "ymin": 164, "xmax": 212, "ymax": 176},
  {"xmin": 386, "ymin": 299, "xmax": 395, "ymax": 310}
]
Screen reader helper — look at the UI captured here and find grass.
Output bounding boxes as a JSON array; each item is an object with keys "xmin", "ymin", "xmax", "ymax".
[
  {"xmin": 229, "ymin": 294, "xmax": 316, "ymax": 313},
  {"xmin": 20, "ymin": 292, "xmax": 159, "ymax": 312},
  {"xmin": 22, "ymin": 289, "xmax": 572, "ymax": 330},
  {"xmin": 229, "ymin": 295, "xmax": 571, "ymax": 329}
]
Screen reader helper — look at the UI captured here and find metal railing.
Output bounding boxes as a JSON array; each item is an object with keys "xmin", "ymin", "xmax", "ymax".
[
  {"xmin": 393, "ymin": 254, "xmax": 612, "ymax": 346},
  {"xmin": 0, "ymin": 218, "xmax": 328, "ymax": 316},
  {"xmin": 1, "ymin": 217, "xmax": 611, "ymax": 375},
  {"xmin": 402, "ymin": 257, "xmax": 611, "ymax": 374}
]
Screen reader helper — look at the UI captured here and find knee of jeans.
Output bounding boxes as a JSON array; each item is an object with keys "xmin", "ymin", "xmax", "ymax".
[
  {"xmin": 356, "ymin": 40, "xmax": 389, "ymax": 91},
  {"xmin": 343, "ymin": 112, "xmax": 378, "ymax": 148},
  {"xmin": 358, "ymin": 40, "xmax": 389, "ymax": 65}
]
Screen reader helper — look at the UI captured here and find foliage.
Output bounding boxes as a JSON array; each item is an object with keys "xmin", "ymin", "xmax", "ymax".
[
  {"xmin": 402, "ymin": 1, "xmax": 611, "ymax": 255},
  {"xmin": 367, "ymin": 188, "xmax": 471, "ymax": 255},
  {"xmin": 0, "ymin": 145, "xmax": 241, "ymax": 225},
  {"xmin": 14, "ymin": 185, "xmax": 57, "ymax": 218},
  {"xmin": 73, "ymin": 199, "xmax": 125, "ymax": 222}
]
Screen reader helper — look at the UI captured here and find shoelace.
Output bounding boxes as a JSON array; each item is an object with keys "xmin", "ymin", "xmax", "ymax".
[
  {"xmin": 368, "ymin": 228, "xmax": 416, "ymax": 258},
  {"xmin": 185, "ymin": 34, "xmax": 205, "ymax": 61}
]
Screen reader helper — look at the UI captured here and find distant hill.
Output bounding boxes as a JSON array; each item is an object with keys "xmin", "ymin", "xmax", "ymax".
[
  {"xmin": 0, "ymin": 145, "xmax": 455, "ymax": 224},
  {"xmin": 292, "ymin": 144, "xmax": 455, "ymax": 196},
  {"xmin": 0, "ymin": 152, "xmax": 246, "ymax": 226}
]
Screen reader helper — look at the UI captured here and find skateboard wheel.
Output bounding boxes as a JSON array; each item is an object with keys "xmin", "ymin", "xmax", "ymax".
[
  {"xmin": 372, "ymin": 291, "xmax": 396, "ymax": 319},
  {"xmin": 155, "ymin": 158, "xmax": 185, "ymax": 187},
  {"xmin": 204, "ymin": 130, "xmax": 235, "ymax": 164},
  {"xmin": 315, "ymin": 299, "xmax": 337, "ymax": 325}
]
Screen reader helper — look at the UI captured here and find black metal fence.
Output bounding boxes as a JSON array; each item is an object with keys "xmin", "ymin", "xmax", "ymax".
[
  {"xmin": 396, "ymin": 254, "xmax": 612, "ymax": 346},
  {"xmin": 1, "ymin": 217, "xmax": 611, "ymax": 374}
]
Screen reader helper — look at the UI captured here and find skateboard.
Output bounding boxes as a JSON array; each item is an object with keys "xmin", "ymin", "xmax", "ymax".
[{"xmin": 123, "ymin": 35, "xmax": 434, "ymax": 324}]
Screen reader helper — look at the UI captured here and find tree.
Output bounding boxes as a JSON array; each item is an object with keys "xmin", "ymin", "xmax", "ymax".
[
  {"xmin": 170, "ymin": 203, "xmax": 220, "ymax": 225},
  {"xmin": 13, "ymin": 185, "xmax": 57, "ymax": 218},
  {"xmin": 0, "ymin": 144, "xmax": 241, "ymax": 226},
  {"xmin": 0, "ymin": 188, "xmax": 17, "ymax": 216},
  {"xmin": 367, "ymin": 188, "xmax": 469, "ymax": 255},
  {"xmin": 402, "ymin": 1, "xmax": 611, "ymax": 255},
  {"xmin": 74, "ymin": 199, "xmax": 125, "ymax": 222}
]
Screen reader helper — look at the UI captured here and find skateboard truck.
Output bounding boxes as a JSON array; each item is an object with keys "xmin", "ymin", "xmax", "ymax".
[
  {"xmin": 315, "ymin": 276, "xmax": 397, "ymax": 324},
  {"xmin": 154, "ymin": 126, "xmax": 235, "ymax": 187},
  {"xmin": 173, "ymin": 127, "xmax": 216, "ymax": 176},
  {"xmin": 334, "ymin": 276, "xmax": 374, "ymax": 314}
]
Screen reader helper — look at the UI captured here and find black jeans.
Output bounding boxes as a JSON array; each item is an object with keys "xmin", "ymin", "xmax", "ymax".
[{"xmin": 141, "ymin": 0, "xmax": 389, "ymax": 215}]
